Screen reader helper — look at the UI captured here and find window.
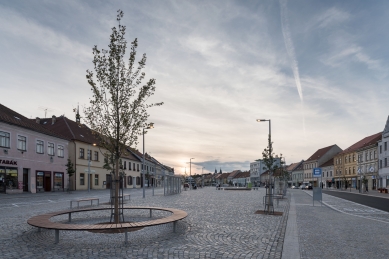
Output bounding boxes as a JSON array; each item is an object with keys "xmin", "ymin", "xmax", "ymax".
[
  {"xmin": 353, "ymin": 154, "xmax": 355, "ymax": 162},
  {"xmin": 374, "ymin": 151, "xmax": 377, "ymax": 159},
  {"xmin": 87, "ymin": 150, "xmax": 91, "ymax": 160},
  {"xmin": 48, "ymin": 143, "xmax": 54, "ymax": 156},
  {"xmin": 54, "ymin": 173, "xmax": 63, "ymax": 188},
  {"xmin": 123, "ymin": 161, "xmax": 126, "ymax": 170},
  {"xmin": 133, "ymin": 163, "xmax": 135, "ymax": 171},
  {"xmin": 385, "ymin": 158, "xmax": 387, "ymax": 167},
  {"xmin": 0, "ymin": 131, "xmax": 10, "ymax": 148},
  {"xmin": 17, "ymin": 135, "xmax": 26, "ymax": 151},
  {"xmin": 79, "ymin": 148, "xmax": 84, "ymax": 159},
  {"xmin": 353, "ymin": 167, "xmax": 355, "ymax": 174},
  {"xmin": 380, "ymin": 160, "xmax": 382, "ymax": 168},
  {"xmin": 58, "ymin": 145, "xmax": 64, "ymax": 157},
  {"xmin": 36, "ymin": 140, "xmax": 44, "ymax": 154},
  {"xmin": 369, "ymin": 152, "xmax": 372, "ymax": 160},
  {"xmin": 128, "ymin": 176, "xmax": 133, "ymax": 185},
  {"xmin": 94, "ymin": 151, "xmax": 98, "ymax": 161},
  {"xmin": 94, "ymin": 174, "xmax": 99, "ymax": 185},
  {"xmin": 80, "ymin": 173, "xmax": 85, "ymax": 185},
  {"xmin": 136, "ymin": 176, "xmax": 141, "ymax": 185},
  {"xmin": 330, "ymin": 171, "xmax": 332, "ymax": 177},
  {"xmin": 36, "ymin": 172, "xmax": 44, "ymax": 190},
  {"xmin": 137, "ymin": 164, "xmax": 139, "ymax": 171},
  {"xmin": 385, "ymin": 142, "xmax": 387, "ymax": 151}
]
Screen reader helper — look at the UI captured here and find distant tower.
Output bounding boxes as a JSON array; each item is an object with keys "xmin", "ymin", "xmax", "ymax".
[
  {"xmin": 219, "ymin": 168, "xmax": 222, "ymax": 174},
  {"xmin": 214, "ymin": 168, "xmax": 217, "ymax": 174},
  {"xmin": 75, "ymin": 104, "xmax": 81, "ymax": 123}
]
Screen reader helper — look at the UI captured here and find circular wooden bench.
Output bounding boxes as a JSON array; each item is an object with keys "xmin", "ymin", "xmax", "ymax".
[{"xmin": 27, "ymin": 206, "xmax": 187, "ymax": 244}]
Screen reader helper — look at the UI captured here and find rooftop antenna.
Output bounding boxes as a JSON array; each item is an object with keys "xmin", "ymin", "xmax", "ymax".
[{"xmin": 38, "ymin": 106, "xmax": 54, "ymax": 118}]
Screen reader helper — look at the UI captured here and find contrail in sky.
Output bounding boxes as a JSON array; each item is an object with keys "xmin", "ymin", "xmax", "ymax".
[{"xmin": 280, "ymin": 0, "xmax": 306, "ymax": 135}]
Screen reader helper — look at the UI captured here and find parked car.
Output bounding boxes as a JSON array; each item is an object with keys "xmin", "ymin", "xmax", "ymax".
[
  {"xmin": 305, "ymin": 185, "xmax": 313, "ymax": 190},
  {"xmin": 299, "ymin": 185, "xmax": 306, "ymax": 189},
  {"xmin": 291, "ymin": 185, "xmax": 297, "ymax": 189}
]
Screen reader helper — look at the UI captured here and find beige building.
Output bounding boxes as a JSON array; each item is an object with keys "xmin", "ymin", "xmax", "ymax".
[
  {"xmin": 36, "ymin": 115, "xmax": 143, "ymax": 190},
  {"xmin": 303, "ymin": 145, "xmax": 342, "ymax": 187}
]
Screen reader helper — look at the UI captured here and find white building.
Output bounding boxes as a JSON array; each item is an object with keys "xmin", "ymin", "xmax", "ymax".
[
  {"xmin": 378, "ymin": 116, "xmax": 389, "ymax": 188},
  {"xmin": 250, "ymin": 158, "xmax": 281, "ymax": 186}
]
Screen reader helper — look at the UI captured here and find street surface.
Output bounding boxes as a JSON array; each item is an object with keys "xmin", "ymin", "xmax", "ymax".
[
  {"xmin": 1, "ymin": 187, "xmax": 389, "ymax": 258},
  {"xmin": 0, "ymin": 187, "xmax": 288, "ymax": 259}
]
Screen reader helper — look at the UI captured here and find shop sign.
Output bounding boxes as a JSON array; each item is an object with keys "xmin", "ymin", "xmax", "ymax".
[{"xmin": 0, "ymin": 160, "xmax": 17, "ymax": 165}]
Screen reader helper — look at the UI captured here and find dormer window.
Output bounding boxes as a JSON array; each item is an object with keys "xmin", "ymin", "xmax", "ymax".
[{"xmin": 0, "ymin": 131, "xmax": 10, "ymax": 148}]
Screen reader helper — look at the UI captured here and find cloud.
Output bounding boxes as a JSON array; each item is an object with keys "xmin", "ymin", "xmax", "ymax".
[
  {"xmin": 316, "ymin": 7, "xmax": 350, "ymax": 28},
  {"xmin": 0, "ymin": 6, "xmax": 91, "ymax": 62}
]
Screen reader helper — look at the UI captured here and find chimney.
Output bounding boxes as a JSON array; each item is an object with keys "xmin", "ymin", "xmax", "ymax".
[
  {"xmin": 52, "ymin": 115, "xmax": 56, "ymax": 125},
  {"xmin": 35, "ymin": 117, "xmax": 40, "ymax": 124}
]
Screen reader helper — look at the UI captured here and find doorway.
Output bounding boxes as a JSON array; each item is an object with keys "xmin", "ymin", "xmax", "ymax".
[
  {"xmin": 44, "ymin": 173, "xmax": 51, "ymax": 192},
  {"xmin": 106, "ymin": 174, "xmax": 112, "ymax": 189},
  {"xmin": 90, "ymin": 174, "xmax": 93, "ymax": 190},
  {"xmin": 23, "ymin": 169, "xmax": 29, "ymax": 192}
]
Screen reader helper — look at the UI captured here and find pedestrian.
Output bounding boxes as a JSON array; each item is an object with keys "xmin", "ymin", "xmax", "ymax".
[{"xmin": 366, "ymin": 185, "xmax": 368, "ymax": 193}]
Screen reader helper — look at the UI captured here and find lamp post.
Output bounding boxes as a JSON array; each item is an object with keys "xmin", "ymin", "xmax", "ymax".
[
  {"xmin": 257, "ymin": 119, "xmax": 272, "ymax": 194},
  {"xmin": 190, "ymin": 158, "xmax": 194, "ymax": 188},
  {"xmin": 88, "ymin": 143, "xmax": 96, "ymax": 192},
  {"xmin": 143, "ymin": 123, "xmax": 154, "ymax": 198}
]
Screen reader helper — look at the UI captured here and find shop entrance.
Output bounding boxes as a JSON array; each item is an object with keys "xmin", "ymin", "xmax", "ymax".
[
  {"xmin": 44, "ymin": 172, "xmax": 51, "ymax": 192},
  {"xmin": 0, "ymin": 171, "xmax": 5, "ymax": 193},
  {"xmin": 23, "ymin": 169, "xmax": 29, "ymax": 192}
]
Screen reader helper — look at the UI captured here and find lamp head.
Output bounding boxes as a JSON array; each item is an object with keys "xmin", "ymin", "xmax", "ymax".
[
  {"xmin": 256, "ymin": 119, "xmax": 268, "ymax": 122},
  {"xmin": 146, "ymin": 122, "xmax": 154, "ymax": 129}
]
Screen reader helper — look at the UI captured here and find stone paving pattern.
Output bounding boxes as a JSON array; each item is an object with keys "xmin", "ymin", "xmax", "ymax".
[{"xmin": 0, "ymin": 188, "xmax": 289, "ymax": 259}]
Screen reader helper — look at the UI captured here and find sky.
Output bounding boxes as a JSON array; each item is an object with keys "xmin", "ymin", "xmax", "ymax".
[{"xmin": 1, "ymin": 0, "xmax": 389, "ymax": 175}]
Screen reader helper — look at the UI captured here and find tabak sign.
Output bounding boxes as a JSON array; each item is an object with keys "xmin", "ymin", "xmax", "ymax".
[{"xmin": 0, "ymin": 159, "xmax": 17, "ymax": 165}]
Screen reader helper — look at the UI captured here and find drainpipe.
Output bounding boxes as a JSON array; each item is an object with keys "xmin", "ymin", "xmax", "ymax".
[{"xmin": 74, "ymin": 140, "xmax": 77, "ymax": 191}]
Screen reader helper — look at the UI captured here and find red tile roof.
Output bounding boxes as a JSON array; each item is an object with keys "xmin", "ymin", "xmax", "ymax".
[
  {"xmin": 35, "ymin": 116, "xmax": 98, "ymax": 144},
  {"xmin": 286, "ymin": 162, "xmax": 300, "ymax": 171},
  {"xmin": 306, "ymin": 144, "xmax": 337, "ymax": 162},
  {"xmin": 340, "ymin": 132, "xmax": 382, "ymax": 154},
  {"xmin": 320, "ymin": 158, "xmax": 334, "ymax": 167},
  {"xmin": 0, "ymin": 104, "xmax": 69, "ymax": 140},
  {"xmin": 234, "ymin": 171, "xmax": 250, "ymax": 178}
]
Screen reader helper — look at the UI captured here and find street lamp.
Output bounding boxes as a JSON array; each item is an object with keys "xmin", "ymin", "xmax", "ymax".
[
  {"xmin": 257, "ymin": 119, "xmax": 272, "ymax": 194},
  {"xmin": 190, "ymin": 158, "xmax": 194, "ymax": 188},
  {"xmin": 143, "ymin": 122, "xmax": 154, "ymax": 198},
  {"xmin": 88, "ymin": 143, "xmax": 96, "ymax": 192}
]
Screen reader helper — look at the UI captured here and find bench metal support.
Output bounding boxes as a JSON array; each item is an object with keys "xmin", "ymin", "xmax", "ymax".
[
  {"xmin": 55, "ymin": 229, "xmax": 59, "ymax": 244},
  {"xmin": 173, "ymin": 221, "xmax": 177, "ymax": 233},
  {"xmin": 149, "ymin": 209, "xmax": 152, "ymax": 218},
  {"xmin": 68, "ymin": 212, "xmax": 71, "ymax": 222},
  {"xmin": 125, "ymin": 231, "xmax": 128, "ymax": 244}
]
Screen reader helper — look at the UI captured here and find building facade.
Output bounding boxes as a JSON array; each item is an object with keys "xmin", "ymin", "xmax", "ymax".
[
  {"xmin": 378, "ymin": 116, "xmax": 389, "ymax": 187},
  {"xmin": 304, "ymin": 145, "xmax": 342, "ymax": 187},
  {"xmin": 0, "ymin": 104, "xmax": 69, "ymax": 194},
  {"xmin": 334, "ymin": 132, "xmax": 381, "ymax": 190}
]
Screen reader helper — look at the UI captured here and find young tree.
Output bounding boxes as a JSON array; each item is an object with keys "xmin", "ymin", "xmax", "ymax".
[
  {"xmin": 65, "ymin": 158, "xmax": 75, "ymax": 192},
  {"xmin": 84, "ymin": 10, "xmax": 163, "ymax": 223},
  {"xmin": 262, "ymin": 135, "xmax": 284, "ymax": 213}
]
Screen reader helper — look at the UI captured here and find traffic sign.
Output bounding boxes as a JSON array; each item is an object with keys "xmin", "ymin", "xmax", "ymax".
[{"xmin": 313, "ymin": 168, "xmax": 322, "ymax": 178}]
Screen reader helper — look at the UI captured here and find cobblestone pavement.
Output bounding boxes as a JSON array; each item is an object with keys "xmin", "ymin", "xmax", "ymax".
[
  {"xmin": 291, "ymin": 189, "xmax": 389, "ymax": 259},
  {"xmin": 0, "ymin": 187, "xmax": 289, "ymax": 259}
]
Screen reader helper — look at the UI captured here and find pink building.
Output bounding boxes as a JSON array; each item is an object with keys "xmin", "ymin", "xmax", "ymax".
[{"xmin": 0, "ymin": 104, "xmax": 69, "ymax": 194}]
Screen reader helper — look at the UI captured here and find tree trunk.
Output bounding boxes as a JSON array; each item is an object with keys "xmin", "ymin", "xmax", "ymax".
[{"xmin": 114, "ymin": 159, "xmax": 119, "ymax": 223}]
